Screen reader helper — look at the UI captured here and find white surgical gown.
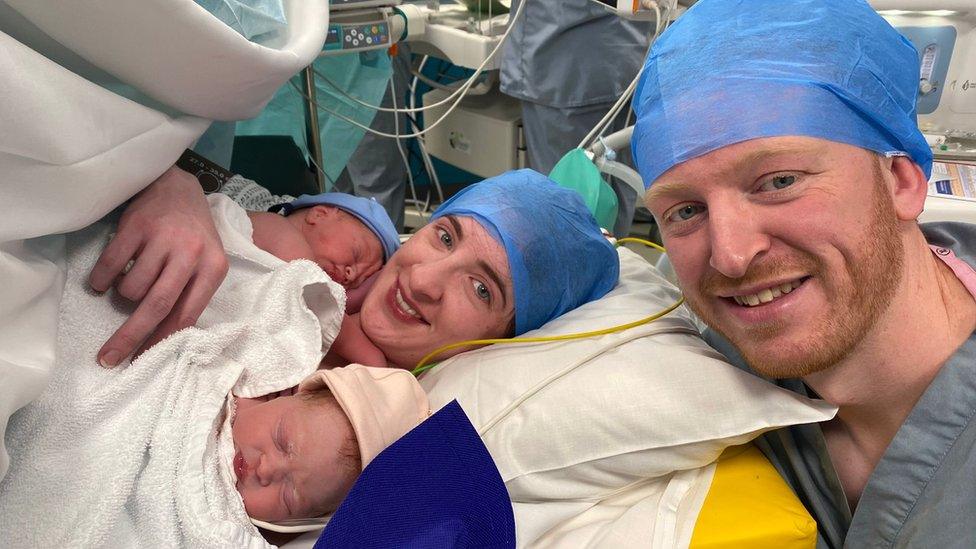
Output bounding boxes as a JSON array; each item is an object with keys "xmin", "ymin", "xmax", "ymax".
[{"xmin": 0, "ymin": 0, "xmax": 328, "ymax": 480}]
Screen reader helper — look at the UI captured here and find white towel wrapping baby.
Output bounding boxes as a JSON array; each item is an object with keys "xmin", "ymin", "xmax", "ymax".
[{"xmin": 0, "ymin": 195, "xmax": 345, "ymax": 548}]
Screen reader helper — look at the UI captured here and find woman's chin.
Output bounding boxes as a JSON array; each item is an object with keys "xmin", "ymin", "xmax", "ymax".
[{"xmin": 377, "ymin": 349, "xmax": 415, "ymax": 370}]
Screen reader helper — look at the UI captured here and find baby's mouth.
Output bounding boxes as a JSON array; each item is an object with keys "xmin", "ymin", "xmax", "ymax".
[{"xmin": 234, "ymin": 450, "xmax": 246, "ymax": 482}]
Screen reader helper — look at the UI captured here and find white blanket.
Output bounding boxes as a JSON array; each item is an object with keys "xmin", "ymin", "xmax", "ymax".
[{"xmin": 0, "ymin": 195, "xmax": 344, "ymax": 548}]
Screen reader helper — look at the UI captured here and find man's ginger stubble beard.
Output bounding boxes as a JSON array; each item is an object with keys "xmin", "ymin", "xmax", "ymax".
[{"xmin": 686, "ymin": 164, "xmax": 905, "ymax": 378}]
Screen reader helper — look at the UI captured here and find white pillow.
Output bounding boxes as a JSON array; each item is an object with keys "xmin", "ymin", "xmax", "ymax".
[{"xmin": 419, "ymin": 247, "xmax": 836, "ymax": 503}]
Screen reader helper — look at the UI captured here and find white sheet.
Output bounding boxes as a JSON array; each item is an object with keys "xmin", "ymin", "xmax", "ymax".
[
  {"xmin": 419, "ymin": 248, "xmax": 836, "ymax": 547},
  {"xmin": 0, "ymin": 196, "xmax": 344, "ymax": 547}
]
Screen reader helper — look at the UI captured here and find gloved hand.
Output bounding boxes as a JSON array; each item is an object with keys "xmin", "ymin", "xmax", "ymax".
[{"xmin": 89, "ymin": 166, "xmax": 230, "ymax": 366}]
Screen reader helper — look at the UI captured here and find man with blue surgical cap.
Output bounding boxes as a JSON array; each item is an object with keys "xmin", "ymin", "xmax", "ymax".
[{"xmin": 634, "ymin": 0, "xmax": 976, "ymax": 547}]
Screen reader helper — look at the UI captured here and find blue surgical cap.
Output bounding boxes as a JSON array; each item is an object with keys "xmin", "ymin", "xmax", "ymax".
[
  {"xmin": 273, "ymin": 193, "xmax": 400, "ymax": 261},
  {"xmin": 633, "ymin": 0, "xmax": 933, "ymax": 188},
  {"xmin": 431, "ymin": 170, "xmax": 619, "ymax": 336}
]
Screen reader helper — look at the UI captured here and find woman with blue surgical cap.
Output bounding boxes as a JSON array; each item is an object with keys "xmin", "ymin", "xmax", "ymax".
[
  {"xmin": 634, "ymin": 0, "xmax": 976, "ymax": 547},
  {"xmin": 329, "ymin": 169, "xmax": 620, "ymax": 369}
]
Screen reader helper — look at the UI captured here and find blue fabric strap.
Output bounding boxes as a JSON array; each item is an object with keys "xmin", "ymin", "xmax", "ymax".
[{"xmin": 316, "ymin": 400, "xmax": 516, "ymax": 548}]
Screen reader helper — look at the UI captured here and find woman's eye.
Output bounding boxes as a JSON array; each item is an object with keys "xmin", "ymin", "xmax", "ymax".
[
  {"xmin": 472, "ymin": 280, "xmax": 491, "ymax": 302},
  {"xmin": 437, "ymin": 228, "xmax": 453, "ymax": 249},
  {"xmin": 761, "ymin": 174, "xmax": 797, "ymax": 191},
  {"xmin": 666, "ymin": 204, "xmax": 706, "ymax": 223}
]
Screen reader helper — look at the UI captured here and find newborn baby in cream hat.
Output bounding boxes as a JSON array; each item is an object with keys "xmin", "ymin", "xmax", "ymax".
[{"xmin": 230, "ymin": 365, "xmax": 430, "ymax": 532}]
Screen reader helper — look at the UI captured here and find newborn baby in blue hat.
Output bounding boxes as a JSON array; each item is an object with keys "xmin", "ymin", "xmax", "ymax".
[{"xmin": 248, "ymin": 193, "xmax": 400, "ymax": 292}]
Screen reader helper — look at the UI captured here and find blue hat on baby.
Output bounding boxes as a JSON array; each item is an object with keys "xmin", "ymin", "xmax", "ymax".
[
  {"xmin": 632, "ymin": 0, "xmax": 933, "ymax": 187},
  {"xmin": 274, "ymin": 193, "xmax": 400, "ymax": 261},
  {"xmin": 431, "ymin": 169, "xmax": 619, "ymax": 336}
]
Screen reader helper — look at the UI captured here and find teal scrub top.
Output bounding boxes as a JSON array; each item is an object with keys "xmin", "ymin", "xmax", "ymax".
[{"xmin": 706, "ymin": 222, "xmax": 976, "ymax": 548}]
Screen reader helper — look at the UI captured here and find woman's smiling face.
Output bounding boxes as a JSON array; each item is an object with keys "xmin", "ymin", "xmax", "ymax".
[{"xmin": 359, "ymin": 215, "xmax": 515, "ymax": 368}]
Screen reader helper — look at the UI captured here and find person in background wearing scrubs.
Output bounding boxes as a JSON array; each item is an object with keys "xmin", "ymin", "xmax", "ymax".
[
  {"xmin": 634, "ymin": 1, "xmax": 976, "ymax": 546},
  {"xmin": 332, "ymin": 46, "xmax": 412, "ymax": 232},
  {"xmin": 499, "ymin": 0, "xmax": 651, "ymax": 237}
]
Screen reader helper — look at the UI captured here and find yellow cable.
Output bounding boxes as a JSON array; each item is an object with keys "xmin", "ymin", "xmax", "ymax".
[
  {"xmin": 615, "ymin": 236, "xmax": 666, "ymax": 254},
  {"xmin": 411, "ymin": 237, "xmax": 684, "ymax": 377}
]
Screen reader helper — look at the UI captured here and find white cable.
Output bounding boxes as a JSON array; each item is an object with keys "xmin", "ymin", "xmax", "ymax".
[
  {"xmin": 576, "ymin": 0, "xmax": 671, "ymax": 150},
  {"xmin": 409, "ymin": 68, "xmax": 490, "ymax": 94},
  {"xmin": 417, "ymin": 132, "xmax": 444, "ymax": 204},
  {"xmin": 624, "ymin": 2, "xmax": 660, "ymax": 128},
  {"xmin": 587, "ymin": 2, "xmax": 669, "ymax": 147},
  {"xmin": 404, "ymin": 55, "xmax": 440, "ymax": 214},
  {"xmin": 292, "ymin": 74, "xmax": 335, "ymax": 191},
  {"xmin": 305, "ymin": 145, "xmax": 334, "ymax": 191},
  {"xmin": 315, "ymin": 0, "xmax": 527, "ymax": 115},
  {"xmin": 294, "ymin": 59, "xmax": 486, "ymax": 140},
  {"xmin": 293, "ymin": 47, "xmax": 504, "ymax": 141},
  {"xmin": 316, "ymin": 66, "xmax": 474, "ymax": 114},
  {"xmin": 410, "ymin": 55, "xmax": 426, "ymax": 108},
  {"xmin": 576, "ymin": 71, "xmax": 641, "ymax": 149},
  {"xmin": 407, "ymin": 56, "xmax": 427, "ymax": 210},
  {"xmin": 408, "ymin": 56, "xmax": 445, "ymax": 206},
  {"xmin": 390, "ymin": 69, "xmax": 416, "ymax": 221}
]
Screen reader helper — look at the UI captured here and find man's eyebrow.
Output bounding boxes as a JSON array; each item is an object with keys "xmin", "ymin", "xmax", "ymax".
[
  {"xmin": 645, "ymin": 180, "xmax": 696, "ymax": 204},
  {"xmin": 477, "ymin": 259, "xmax": 509, "ymax": 309},
  {"xmin": 739, "ymin": 145, "xmax": 825, "ymax": 166},
  {"xmin": 446, "ymin": 215, "xmax": 463, "ymax": 241},
  {"xmin": 646, "ymin": 144, "xmax": 830, "ymax": 203}
]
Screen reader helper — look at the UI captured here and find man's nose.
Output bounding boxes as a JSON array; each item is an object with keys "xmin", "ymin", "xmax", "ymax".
[{"xmin": 707, "ymin": 205, "xmax": 770, "ymax": 279}]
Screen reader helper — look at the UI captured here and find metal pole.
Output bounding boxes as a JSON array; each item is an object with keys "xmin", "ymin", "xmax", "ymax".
[{"xmin": 302, "ymin": 65, "xmax": 326, "ymax": 192}]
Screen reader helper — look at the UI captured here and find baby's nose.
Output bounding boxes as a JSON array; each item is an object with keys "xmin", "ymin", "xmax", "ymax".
[{"xmin": 256, "ymin": 455, "xmax": 279, "ymax": 486}]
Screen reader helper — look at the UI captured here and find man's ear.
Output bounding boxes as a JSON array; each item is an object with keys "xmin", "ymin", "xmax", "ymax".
[
  {"xmin": 305, "ymin": 205, "xmax": 338, "ymax": 224},
  {"xmin": 887, "ymin": 156, "xmax": 929, "ymax": 221}
]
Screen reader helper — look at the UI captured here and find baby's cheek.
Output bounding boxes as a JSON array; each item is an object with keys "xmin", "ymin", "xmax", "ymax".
[
  {"xmin": 236, "ymin": 486, "xmax": 252, "ymax": 513},
  {"xmin": 238, "ymin": 486, "xmax": 275, "ymax": 520}
]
